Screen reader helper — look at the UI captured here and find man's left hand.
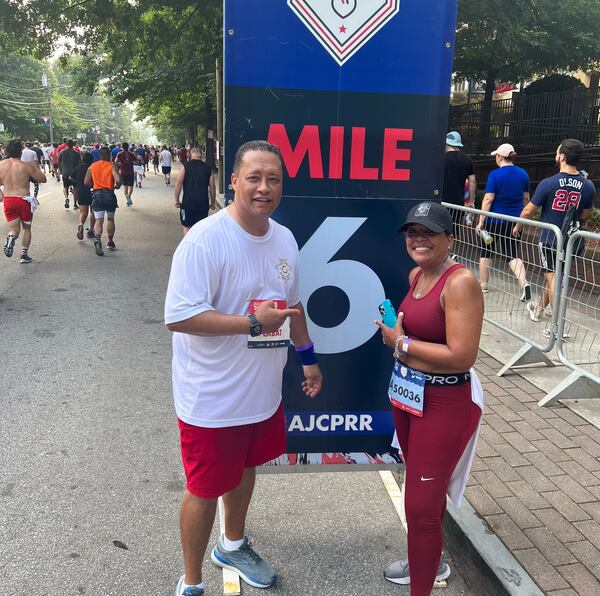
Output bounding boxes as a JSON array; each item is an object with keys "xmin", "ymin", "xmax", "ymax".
[{"xmin": 301, "ymin": 364, "xmax": 322, "ymax": 398}]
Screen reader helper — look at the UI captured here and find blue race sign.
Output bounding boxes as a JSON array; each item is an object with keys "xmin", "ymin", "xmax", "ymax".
[{"xmin": 224, "ymin": 0, "xmax": 458, "ymax": 465}]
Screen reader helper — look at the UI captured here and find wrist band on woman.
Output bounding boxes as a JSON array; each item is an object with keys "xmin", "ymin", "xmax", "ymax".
[
  {"xmin": 393, "ymin": 335, "xmax": 406, "ymax": 360},
  {"xmin": 296, "ymin": 343, "xmax": 317, "ymax": 366},
  {"xmin": 402, "ymin": 337, "xmax": 413, "ymax": 355}
]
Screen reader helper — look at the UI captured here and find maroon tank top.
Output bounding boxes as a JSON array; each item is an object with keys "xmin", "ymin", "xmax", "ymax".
[{"xmin": 397, "ymin": 263, "xmax": 463, "ymax": 345}]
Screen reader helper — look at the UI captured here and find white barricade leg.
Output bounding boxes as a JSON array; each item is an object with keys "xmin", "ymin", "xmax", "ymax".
[
  {"xmin": 538, "ymin": 370, "xmax": 600, "ymax": 407},
  {"xmin": 497, "ymin": 343, "xmax": 555, "ymax": 377}
]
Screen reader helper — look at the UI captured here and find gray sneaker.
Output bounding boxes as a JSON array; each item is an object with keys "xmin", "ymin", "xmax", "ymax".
[
  {"xmin": 172, "ymin": 575, "xmax": 204, "ymax": 596},
  {"xmin": 211, "ymin": 536, "xmax": 276, "ymax": 588},
  {"xmin": 384, "ymin": 558, "xmax": 451, "ymax": 585}
]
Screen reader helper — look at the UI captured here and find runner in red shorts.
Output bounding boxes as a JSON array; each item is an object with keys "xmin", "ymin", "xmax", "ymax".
[
  {"xmin": 0, "ymin": 138, "xmax": 47, "ymax": 263},
  {"xmin": 165, "ymin": 141, "xmax": 323, "ymax": 596}
]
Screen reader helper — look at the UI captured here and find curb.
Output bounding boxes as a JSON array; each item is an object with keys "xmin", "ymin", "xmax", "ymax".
[{"xmin": 444, "ymin": 498, "xmax": 543, "ymax": 596}]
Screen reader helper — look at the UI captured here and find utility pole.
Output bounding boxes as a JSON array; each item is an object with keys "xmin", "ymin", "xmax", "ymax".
[
  {"xmin": 42, "ymin": 64, "xmax": 54, "ymax": 143},
  {"xmin": 216, "ymin": 58, "xmax": 224, "ymax": 194}
]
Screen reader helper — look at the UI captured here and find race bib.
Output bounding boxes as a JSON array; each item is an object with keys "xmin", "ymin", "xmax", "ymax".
[
  {"xmin": 247, "ymin": 299, "xmax": 291, "ymax": 349},
  {"xmin": 388, "ymin": 362, "xmax": 425, "ymax": 417}
]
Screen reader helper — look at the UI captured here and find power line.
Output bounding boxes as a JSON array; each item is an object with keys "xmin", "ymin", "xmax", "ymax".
[
  {"xmin": 52, "ymin": 105, "xmax": 97, "ymax": 123},
  {"xmin": 0, "ymin": 97, "xmax": 50, "ymax": 106},
  {"xmin": 0, "ymin": 70, "xmax": 41, "ymax": 82}
]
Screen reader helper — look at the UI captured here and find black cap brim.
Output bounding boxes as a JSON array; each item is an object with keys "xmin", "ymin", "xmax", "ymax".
[{"xmin": 398, "ymin": 218, "xmax": 447, "ymax": 233}]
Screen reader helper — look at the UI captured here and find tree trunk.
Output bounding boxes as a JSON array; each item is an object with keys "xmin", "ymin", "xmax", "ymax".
[
  {"xmin": 186, "ymin": 123, "xmax": 197, "ymax": 145},
  {"xmin": 477, "ymin": 72, "xmax": 496, "ymax": 155}
]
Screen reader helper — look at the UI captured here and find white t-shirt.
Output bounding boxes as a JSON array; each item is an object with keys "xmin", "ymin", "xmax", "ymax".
[
  {"xmin": 160, "ymin": 150, "xmax": 172, "ymax": 166},
  {"xmin": 41, "ymin": 146, "xmax": 50, "ymax": 160},
  {"xmin": 164, "ymin": 208, "xmax": 300, "ymax": 428},
  {"xmin": 21, "ymin": 148, "xmax": 38, "ymax": 163}
]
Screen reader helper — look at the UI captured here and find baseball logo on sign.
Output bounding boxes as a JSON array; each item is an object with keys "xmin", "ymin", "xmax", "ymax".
[{"xmin": 288, "ymin": 0, "xmax": 400, "ymax": 65}]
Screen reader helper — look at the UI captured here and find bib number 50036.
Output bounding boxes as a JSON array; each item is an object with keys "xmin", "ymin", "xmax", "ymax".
[{"xmin": 299, "ymin": 217, "xmax": 385, "ymax": 354}]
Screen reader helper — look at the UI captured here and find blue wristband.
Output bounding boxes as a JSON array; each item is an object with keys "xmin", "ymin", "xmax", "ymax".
[{"xmin": 295, "ymin": 344, "xmax": 317, "ymax": 366}]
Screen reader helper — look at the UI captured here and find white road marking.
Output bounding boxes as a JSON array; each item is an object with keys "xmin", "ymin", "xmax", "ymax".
[{"xmin": 218, "ymin": 497, "xmax": 241, "ymax": 595}]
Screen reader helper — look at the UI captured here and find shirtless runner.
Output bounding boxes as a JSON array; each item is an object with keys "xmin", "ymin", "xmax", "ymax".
[{"xmin": 0, "ymin": 138, "xmax": 47, "ymax": 263}]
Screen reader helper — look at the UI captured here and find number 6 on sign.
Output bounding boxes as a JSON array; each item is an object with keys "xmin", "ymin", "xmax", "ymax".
[{"xmin": 299, "ymin": 217, "xmax": 386, "ymax": 354}]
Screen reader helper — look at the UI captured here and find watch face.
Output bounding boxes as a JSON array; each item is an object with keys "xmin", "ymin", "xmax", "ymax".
[{"xmin": 250, "ymin": 324, "xmax": 262, "ymax": 337}]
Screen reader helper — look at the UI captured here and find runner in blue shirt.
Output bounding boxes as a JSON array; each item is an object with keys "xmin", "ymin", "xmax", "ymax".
[
  {"xmin": 515, "ymin": 138, "xmax": 595, "ymax": 323},
  {"xmin": 477, "ymin": 143, "xmax": 532, "ymax": 301}
]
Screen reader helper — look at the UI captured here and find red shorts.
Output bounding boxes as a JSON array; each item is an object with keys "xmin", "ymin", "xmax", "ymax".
[
  {"xmin": 178, "ymin": 402, "xmax": 286, "ymax": 499},
  {"xmin": 3, "ymin": 197, "xmax": 32, "ymax": 224}
]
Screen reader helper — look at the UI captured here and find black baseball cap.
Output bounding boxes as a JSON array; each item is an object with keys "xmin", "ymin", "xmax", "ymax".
[{"xmin": 398, "ymin": 202, "xmax": 453, "ymax": 234}]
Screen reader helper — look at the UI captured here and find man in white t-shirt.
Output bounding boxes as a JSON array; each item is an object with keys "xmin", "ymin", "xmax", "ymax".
[
  {"xmin": 160, "ymin": 144, "xmax": 173, "ymax": 185},
  {"xmin": 21, "ymin": 142, "xmax": 41, "ymax": 199},
  {"xmin": 165, "ymin": 140, "xmax": 322, "ymax": 596},
  {"xmin": 20, "ymin": 142, "xmax": 38, "ymax": 164}
]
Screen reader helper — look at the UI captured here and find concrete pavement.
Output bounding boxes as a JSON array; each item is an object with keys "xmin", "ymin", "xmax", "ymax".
[{"xmin": 0, "ymin": 169, "xmax": 477, "ymax": 595}]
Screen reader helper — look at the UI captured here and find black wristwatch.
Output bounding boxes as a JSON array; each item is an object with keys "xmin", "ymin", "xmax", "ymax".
[{"xmin": 248, "ymin": 313, "xmax": 262, "ymax": 337}]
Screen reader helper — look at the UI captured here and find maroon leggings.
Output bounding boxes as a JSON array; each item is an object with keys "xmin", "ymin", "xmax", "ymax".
[{"xmin": 393, "ymin": 382, "xmax": 480, "ymax": 595}]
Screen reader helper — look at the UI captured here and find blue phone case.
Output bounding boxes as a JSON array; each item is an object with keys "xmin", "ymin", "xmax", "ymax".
[{"xmin": 379, "ymin": 299, "xmax": 398, "ymax": 328}]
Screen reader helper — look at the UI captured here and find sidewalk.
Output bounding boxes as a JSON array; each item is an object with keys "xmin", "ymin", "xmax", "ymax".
[{"xmin": 466, "ymin": 350, "xmax": 600, "ymax": 595}]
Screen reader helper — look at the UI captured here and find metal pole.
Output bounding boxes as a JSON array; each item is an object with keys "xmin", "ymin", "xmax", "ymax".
[
  {"xmin": 216, "ymin": 57, "xmax": 224, "ymax": 194},
  {"xmin": 45, "ymin": 63, "xmax": 54, "ymax": 144}
]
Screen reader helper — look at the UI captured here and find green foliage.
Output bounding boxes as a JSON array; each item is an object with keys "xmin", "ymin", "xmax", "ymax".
[
  {"xmin": 585, "ymin": 207, "xmax": 600, "ymax": 232},
  {"xmin": 0, "ymin": 54, "xmax": 136, "ymax": 143},
  {"xmin": 13, "ymin": 0, "xmax": 224, "ymax": 144},
  {"xmin": 522, "ymin": 75, "xmax": 585, "ymax": 95},
  {"xmin": 455, "ymin": 0, "xmax": 600, "ymax": 84}
]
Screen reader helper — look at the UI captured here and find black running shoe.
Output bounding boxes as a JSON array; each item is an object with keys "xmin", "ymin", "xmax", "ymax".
[
  {"xmin": 77, "ymin": 225, "xmax": 84, "ymax": 240},
  {"xmin": 64, "ymin": 198, "xmax": 69, "ymax": 209},
  {"xmin": 20, "ymin": 254, "xmax": 32, "ymax": 264},
  {"xmin": 107, "ymin": 240, "xmax": 116, "ymax": 250},
  {"xmin": 94, "ymin": 241, "xmax": 104, "ymax": 257},
  {"xmin": 4, "ymin": 234, "xmax": 16, "ymax": 257},
  {"xmin": 86, "ymin": 229, "xmax": 95, "ymax": 239}
]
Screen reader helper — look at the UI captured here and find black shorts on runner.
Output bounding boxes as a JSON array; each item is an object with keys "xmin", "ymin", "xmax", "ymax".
[
  {"xmin": 121, "ymin": 174, "xmax": 134, "ymax": 186},
  {"xmin": 92, "ymin": 189, "xmax": 118, "ymax": 213},
  {"xmin": 538, "ymin": 243, "xmax": 555, "ymax": 273},
  {"xmin": 76, "ymin": 187, "xmax": 93, "ymax": 206},
  {"xmin": 162, "ymin": 166, "xmax": 172, "ymax": 175},
  {"xmin": 180, "ymin": 208, "xmax": 209, "ymax": 228},
  {"xmin": 481, "ymin": 219, "xmax": 519, "ymax": 261},
  {"xmin": 63, "ymin": 175, "xmax": 74, "ymax": 189}
]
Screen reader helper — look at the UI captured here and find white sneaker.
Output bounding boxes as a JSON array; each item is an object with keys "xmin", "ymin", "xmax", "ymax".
[
  {"xmin": 542, "ymin": 329, "xmax": 570, "ymax": 340},
  {"xmin": 480, "ymin": 283, "xmax": 489, "ymax": 294},
  {"xmin": 527, "ymin": 302, "xmax": 541, "ymax": 322}
]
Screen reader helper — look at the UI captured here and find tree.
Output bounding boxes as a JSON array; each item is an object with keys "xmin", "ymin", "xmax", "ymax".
[
  {"xmin": 0, "ymin": 53, "xmax": 136, "ymax": 143},
  {"xmin": 454, "ymin": 0, "xmax": 600, "ymax": 152}
]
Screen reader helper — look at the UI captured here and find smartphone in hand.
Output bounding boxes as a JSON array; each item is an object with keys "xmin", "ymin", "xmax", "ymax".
[{"xmin": 379, "ymin": 299, "xmax": 397, "ymax": 328}]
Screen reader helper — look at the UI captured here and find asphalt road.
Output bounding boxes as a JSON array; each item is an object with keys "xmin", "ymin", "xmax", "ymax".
[{"xmin": 0, "ymin": 167, "xmax": 475, "ymax": 595}]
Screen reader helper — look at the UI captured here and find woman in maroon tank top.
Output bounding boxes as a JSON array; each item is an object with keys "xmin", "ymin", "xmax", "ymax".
[{"xmin": 376, "ymin": 202, "xmax": 484, "ymax": 595}]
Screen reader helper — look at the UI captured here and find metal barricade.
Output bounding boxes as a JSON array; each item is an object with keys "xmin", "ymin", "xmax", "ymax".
[
  {"xmin": 540, "ymin": 230, "xmax": 600, "ymax": 405},
  {"xmin": 442, "ymin": 203, "xmax": 563, "ymax": 375}
]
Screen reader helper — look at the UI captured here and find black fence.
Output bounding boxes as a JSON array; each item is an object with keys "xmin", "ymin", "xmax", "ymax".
[{"xmin": 449, "ymin": 87, "xmax": 600, "ymax": 156}]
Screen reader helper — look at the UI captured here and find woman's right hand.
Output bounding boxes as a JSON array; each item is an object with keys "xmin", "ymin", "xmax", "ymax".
[{"xmin": 375, "ymin": 312, "xmax": 405, "ymax": 349}]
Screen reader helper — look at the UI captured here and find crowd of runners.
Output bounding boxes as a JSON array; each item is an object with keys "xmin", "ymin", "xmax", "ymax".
[{"xmin": 0, "ymin": 138, "xmax": 215, "ymax": 260}]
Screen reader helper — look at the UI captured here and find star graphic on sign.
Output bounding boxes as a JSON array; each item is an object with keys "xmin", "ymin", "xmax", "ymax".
[{"xmin": 339, "ymin": 24, "xmax": 347, "ymax": 33}]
